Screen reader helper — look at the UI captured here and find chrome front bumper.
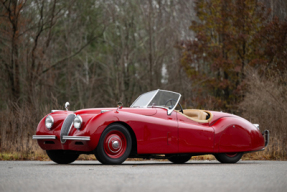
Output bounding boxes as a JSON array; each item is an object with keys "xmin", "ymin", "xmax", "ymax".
[
  {"xmin": 63, "ymin": 136, "xmax": 90, "ymax": 141},
  {"xmin": 32, "ymin": 135, "xmax": 56, "ymax": 140},
  {"xmin": 32, "ymin": 135, "xmax": 90, "ymax": 141}
]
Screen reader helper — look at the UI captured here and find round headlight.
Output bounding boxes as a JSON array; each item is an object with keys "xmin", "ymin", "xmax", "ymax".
[
  {"xmin": 74, "ymin": 115, "xmax": 83, "ymax": 130},
  {"xmin": 45, "ymin": 115, "xmax": 54, "ymax": 130}
]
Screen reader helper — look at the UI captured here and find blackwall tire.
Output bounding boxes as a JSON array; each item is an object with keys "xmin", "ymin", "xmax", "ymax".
[
  {"xmin": 168, "ymin": 154, "xmax": 192, "ymax": 164},
  {"xmin": 46, "ymin": 150, "xmax": 79, "ymax": 164},
  {"xmin": 214, "ymin": 153, "xmax": 243, "ymax": 163},
  {"xmin": 95, "ymin": 123, "xmax": 132, "ymax": 165}
]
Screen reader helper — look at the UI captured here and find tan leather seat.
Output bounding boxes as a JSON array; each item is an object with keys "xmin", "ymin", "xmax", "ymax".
[
  {"xmin": 179, "ymin": 109, "xmax": 212, "ymax": 123},
  {"xmin": 183, "ymin": 109, "xmax": 207, "ymax": 120}
]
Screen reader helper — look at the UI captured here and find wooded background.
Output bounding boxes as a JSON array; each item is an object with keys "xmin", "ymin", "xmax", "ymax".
[{"xmin": 0, "ymin": 0, "xmax": 286, "ymax": 159}]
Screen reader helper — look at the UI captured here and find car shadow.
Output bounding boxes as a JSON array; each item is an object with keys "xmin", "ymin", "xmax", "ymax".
[{"xmin": 43, "ymin": 160, "xmax": 262, "ymax": 166}]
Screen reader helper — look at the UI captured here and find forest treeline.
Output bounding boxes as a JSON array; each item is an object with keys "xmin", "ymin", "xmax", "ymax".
[{"xmin": 0, "ymin": 0, "xmax": 286, "ymax": 159}]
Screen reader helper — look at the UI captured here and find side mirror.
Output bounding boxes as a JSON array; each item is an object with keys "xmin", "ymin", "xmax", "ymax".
[{"xmin": 65, "ymin": 102, "xmax": 70, "ymax": 111}]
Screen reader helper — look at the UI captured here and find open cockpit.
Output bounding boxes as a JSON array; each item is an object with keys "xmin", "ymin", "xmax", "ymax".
[{"xmin": 178, "ymin": 109, "xmax": 213, "ymax": 123}]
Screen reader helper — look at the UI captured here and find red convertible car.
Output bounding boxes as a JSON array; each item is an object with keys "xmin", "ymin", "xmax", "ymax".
[{"xmin": 33, "ymin": 90, "xmax": 269, "ymax": 164}]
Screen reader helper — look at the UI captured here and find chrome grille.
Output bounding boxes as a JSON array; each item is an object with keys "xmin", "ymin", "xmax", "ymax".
[{"xmin": 60, "ymin": 114, "xmax": 76, "ymax": 143}]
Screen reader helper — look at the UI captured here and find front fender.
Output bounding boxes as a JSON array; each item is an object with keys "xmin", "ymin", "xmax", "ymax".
[{"xmin": 78, "ymin": 111, "xmax": 119, "ymax": 150}]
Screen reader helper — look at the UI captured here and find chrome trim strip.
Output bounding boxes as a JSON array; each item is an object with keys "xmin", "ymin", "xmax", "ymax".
[
  {"xmin": 62, "ymin": 136, "xmax": 90, "ymax": 141},
  {"xmin": 32, "ymin": 135, "xmax": 56, "ymax": 140},
  {"xmin": 101, "ymin": 110, "xmax": 111, "ymax": 113},
  {"xmin": 51, "ymin": 110, "xmax": 63, "ymax": 113}
]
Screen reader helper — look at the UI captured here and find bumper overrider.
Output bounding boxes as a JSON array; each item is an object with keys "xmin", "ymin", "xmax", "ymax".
[
  {"xmin": 32, "ymin": 135, "xmax": 90, "ymax": 141},
  {"xmin": 262, "ymin": 130, "xmax": 269, "ymax": 147}
]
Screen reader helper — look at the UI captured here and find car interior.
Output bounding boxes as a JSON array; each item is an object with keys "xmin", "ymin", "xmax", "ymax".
[{"xmin": 178, "ymin": 109, "xmax": 213, "ymax": 123}]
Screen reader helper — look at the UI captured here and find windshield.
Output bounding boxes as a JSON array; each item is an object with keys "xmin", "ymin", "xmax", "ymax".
[
  {"xmin": 130, "ymin": 90, "xmax": 158, "ymax": 108},
  {"xmin": 130, "ymin": 89, "xmax": 181, "ymax": 114}
]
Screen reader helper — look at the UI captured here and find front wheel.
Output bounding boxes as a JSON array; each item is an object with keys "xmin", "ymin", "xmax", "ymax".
[
  {"xmin": 95, "ymin": 123, "xmax": 132, "ymax": 165},
  {"xmin": 214, "ymin": 153, "xmax": 243, "ymax": 163},
  {"xmin": 168, "ymin": 154, "xmax": 192, "ymax": 164},
  {"xmin": 46, "ymin": 150, "xmax": 79, "ymax": 164}
]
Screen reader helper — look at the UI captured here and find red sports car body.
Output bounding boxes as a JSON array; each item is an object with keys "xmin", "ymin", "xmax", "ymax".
[{"xmin": 33, "ymin": 90, "xmax": 269, "ymax": 164}]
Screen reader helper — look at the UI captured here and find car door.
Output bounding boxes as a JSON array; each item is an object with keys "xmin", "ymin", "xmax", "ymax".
[
  {"xmin": 177, "ymin": 112, "xmax": 215, "ymax": 153},
  {"xmin": 136, "ymin": 109, "xmax": 178, "ymax": 154}
]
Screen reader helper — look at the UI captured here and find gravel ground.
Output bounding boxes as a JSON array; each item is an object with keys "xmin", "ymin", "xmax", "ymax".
[{"xmin": 0, "ymin": 160, "xmax": 286, "ymax": 192}]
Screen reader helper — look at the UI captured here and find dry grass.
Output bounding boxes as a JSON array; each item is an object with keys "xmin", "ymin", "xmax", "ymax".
[
  {"xmin": 238, "ymin": 71, "xmax": 287, "ymax": 160},
  {"xmin": 0, "ymin": 100, "xmax": 60, "ymax": 155},
  {"xmin": 0, "ymin": 151, "xmax": 48, "ymax": 161}
]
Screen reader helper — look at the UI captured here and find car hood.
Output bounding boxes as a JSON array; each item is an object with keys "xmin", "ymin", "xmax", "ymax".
[{"xmin": 75, "ymin": 107, "xmax": 157, "ymax": 116}]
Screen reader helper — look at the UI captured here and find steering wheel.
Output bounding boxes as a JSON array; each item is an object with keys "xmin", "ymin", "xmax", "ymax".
[{"xmin": 164, "ymin": 99, "xmax": 183, "ymax": 113}]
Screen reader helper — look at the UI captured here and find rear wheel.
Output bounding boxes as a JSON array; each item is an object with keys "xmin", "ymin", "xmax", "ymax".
[
  {"xmin": 95, "ymin": 123, "xmax": 132, "ymax": 165},
  {"xmin": 46, "ymin": 150, "xmax": 79, "ymax": 164},
  {"xmin": 168, "ymin": 154, "xmax": 192, "ymax": 164},
  {"xmin": 214, "ymin": 153, "xmax": 243, "ymax": 163}
]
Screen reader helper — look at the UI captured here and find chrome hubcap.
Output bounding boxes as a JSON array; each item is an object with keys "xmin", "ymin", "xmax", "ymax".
[
  {"xmin": 104, "ymin": 130, "xmax": 127, "ymax": 159},
  {"xmin": 112, "ymin": 140, "xmax": 119, "ymax": 149},
  {"xmin": 107, "ymin": 136, "xmax": 122, "ymax": 153}
]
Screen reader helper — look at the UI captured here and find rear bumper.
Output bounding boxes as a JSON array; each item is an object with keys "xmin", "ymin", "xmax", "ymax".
[{"xmin": 262, "ymin": 130, "xmax": 269, "ymax": 147}]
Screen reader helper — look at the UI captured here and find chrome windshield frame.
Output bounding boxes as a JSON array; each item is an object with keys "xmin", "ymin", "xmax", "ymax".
[
  {"xmin": 167, "ymin": 93, "xmax": 181, "ymax": 115},
  {"xmin": 130, "ymin": 89, "xmax": 181, "ymax": 115}
]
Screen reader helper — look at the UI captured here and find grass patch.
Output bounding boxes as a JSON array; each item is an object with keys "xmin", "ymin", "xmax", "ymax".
[{"xmin": 0, "ymin": 152, "xmax": 49, "ymax": 161}]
